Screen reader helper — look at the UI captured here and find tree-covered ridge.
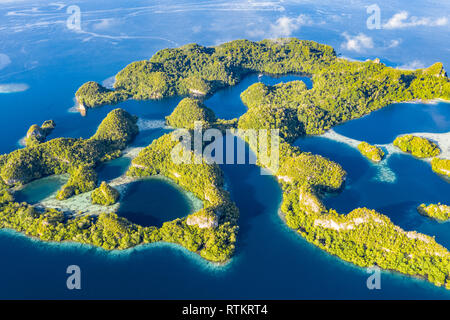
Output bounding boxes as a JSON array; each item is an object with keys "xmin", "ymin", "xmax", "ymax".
[
  {"xmin": 418, "ymin": 203, "xmax": 450, "ymax": 222},
  {"xmin": 431, "ymin": 157, "xmax": 450, "ymax": 179},
  {"xmin": 126, "ymin": 132, "xmax": 239, "ymax": 262},
  {"xmin": 75, "ymin": 81, "xmax": 129, "ymax": 108},
  {"xmin": 0, "ymin": 199, "xmax": 160, "ymax": 250},
  {"xmin": 357, "ymin": 141, "xmax": 384, "ymax": 162},
  {"xmin": 393, "ymin": 134, "xmax": 441, "ymax": 158},
  {"xmin": 166, "ymin": 97, "xmax": 216, "ymax": 129},
  {"xmin": 91, "ymin": 182, "xmax": 120, "ymax": 206},
  {"xmin": 75, "ymin": 38, "xmax": 337, "ymax": 108},
  {"xmin": 0, "ymin": 109, "xmax": 138, "ymax": 200},
  {"xmin": 266, "ymin": 141, "xmax": 450, "ymax": 289}
]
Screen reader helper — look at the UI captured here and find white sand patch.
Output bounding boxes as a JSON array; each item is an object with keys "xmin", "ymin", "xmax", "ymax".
[
  {"xmin": 321, "ymin": 129, "xmax": 361, "ymax": 148},
  {"xmin": 277, "ymin": 175, "xmax": 292, "ymax": 183},
  {"xmin": 137, "ymin": 119, "xmax": 166, "ymax": 131},
  {"xmin": 121, "ymin": 146, "xmax": 144, "ymax": 159},
  {"xmin": 101, "ymin": 75, "xmax": 116, "ymax": 89},
  {"xmin": 372, "ymin": 159, "xmax": 397, "ymax": 183},
  {"xmin": 17, "ymin": 137, "xmax": 27, "ymax": 147},
  {"xmin": 0, "ymin": 83, "xmax": 29, "ymax": 93}
]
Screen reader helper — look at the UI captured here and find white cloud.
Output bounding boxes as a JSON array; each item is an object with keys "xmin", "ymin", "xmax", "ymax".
[
  {"xmin": 387, "ymin": 39, "xmax": 401, "ymax": 48},
  {"xmin": 341, "ymin": 33, "xmax": 373, "ymax": 52},
  {"xmin": 396, "ymin": 60, "xmax": 425, "ymax": 70},
  {"xmin": 269, "ymin": 14, "xmax": 312, "ymax": 38},
  {"xmin": 92, "ymin": 19, "xmax": 118, "ymax": 31},
  {"xmin": 383, "ymin": 11, "xmax": 448, "ymax": 29},
  {"xmin": 0, "ymin": 53, "xmax": 11, "ymax": 70}
]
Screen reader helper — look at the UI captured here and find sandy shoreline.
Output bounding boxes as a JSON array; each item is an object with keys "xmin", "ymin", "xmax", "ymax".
[{"xmin": 322, "ymin": 129, "xmax": 450, "ymax": 161}]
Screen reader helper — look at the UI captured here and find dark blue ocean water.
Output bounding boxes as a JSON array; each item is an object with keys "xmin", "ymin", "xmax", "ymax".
[
  {"xmin": 1, "ymin": 0, "xmax": 450, "ymax": 299},
  {"xmin": 334, "ymin": 102, "xmax": 450, "ymax": 144},
  {"xmin": 117, "ymin": 178, "xmax": 196, "ymax": 228}
]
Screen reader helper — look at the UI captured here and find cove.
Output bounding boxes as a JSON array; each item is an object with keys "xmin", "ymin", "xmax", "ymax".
[
  {"xmin": 117, "ymin": 178, "xmax": 199, "ymax": 228},
  {"xmin": 334, "ymin": 101, "xmax": 450, "ymax": 144},
  {"xmin": 14, "ymin": 175, "xmax": 68, "ymax": 205}
]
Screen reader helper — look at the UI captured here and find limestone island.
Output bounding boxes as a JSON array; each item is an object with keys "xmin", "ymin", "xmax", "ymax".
[
  {"xmin": 393, "ymin": 134, "xmax": 441, "ymax": 158},
  {"xmin": 1, "ymin": 38, "xmax": 450, "ymax": 287},
  {"xmin": 418, "ymin": 203, "xmax": 450, "ymax": 222},
  {"xmin": 91, "ymin": 182, "xmax": 120, "ymax": 206},
  {"xmin": 431, "ymin": 157, "xmax": 450, "ymax": 179},
  {"xmin": 357, "ymin": 141, "xmax": 384, "ymax": 162},
  {"xmin": 25, "ymin": 120, "xmax": 55, "ymax": 147}
]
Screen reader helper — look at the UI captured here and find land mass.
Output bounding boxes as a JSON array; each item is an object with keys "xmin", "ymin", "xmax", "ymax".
[
  {"xmin": 418, "ymin": 203, "xmax": 450, "ymax": 222},
  {"xmin": 1, "ymin": 38, "xmax": 450, "ymax": 287}
]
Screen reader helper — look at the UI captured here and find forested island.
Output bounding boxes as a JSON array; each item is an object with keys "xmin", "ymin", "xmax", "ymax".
[
  {"xmin": 393, "ymin": 134, "xmax": 441, "ymax": 158},
  {"xmin": 1, "ymin": 38, "xmax": 450, "ymax": 287},
  {"xmin": 431, "ymin": 157, "xmax": 450, "ymax": 179},
  {"xmin": 357, "ymin": 141, "xmax": 384, "ymax": 162},
  {"xmin": 91, "ymin": 182, "xmax": 120, "ymax": 206},
  {"xmin": 25, "ymin": 120, "xmax": 56, "ymax": 147},
  {"xmin": 418, "ymin": 203, "xmax": 450, "ymax": 221}
]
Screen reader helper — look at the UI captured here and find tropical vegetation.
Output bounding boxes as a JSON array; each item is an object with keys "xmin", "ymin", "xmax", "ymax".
[
  {"xmin": 357, "ymin": 141, "xmax": 384, "ymax": 162},
  {"xmin": 25, "ymin": 120, "xmax": 56, "ymax": 147},
  {"xmin": 393, "ymin": 134, "xmax": 441, "ymax": 158},
  {"xmin": 91, "ymin": 182, "xmax": 120, "ymax": 206},
  {"xmin": 417, "ymin": 203, "xmax": 450, "ymax": 221},
  {"xmin": 0, "ymin": 109, "xmax": 138, "ymax": 199},
  {"xmin": 431, "ymin": 157, "xmax": 450, "ymax": 178},
  {"xmin": 166, "ymin": 97, "xmax": 216, "ymax": 129}
]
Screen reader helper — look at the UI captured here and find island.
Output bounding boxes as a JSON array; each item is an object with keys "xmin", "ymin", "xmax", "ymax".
[
  {"xmin": 1, "ymin": 38, "xmax": 450, "ymax": 288},
  {"xmin": 393, "ymin": 134, "xmax": 441, "ymax": 158},
  {"xmin": 166, "ymin": 97, "xmax": 216, "ymax": 129},
  {"xmin": 418, "ymin": 203, "xmax": 450, "ymax": 222},
  {"xmin": 357, "ymin": 141, "xmax": 385, "ymax": 162},
  {"xmin": 25, "ymin": 120, "xmax": 55, "ymax": 147},
  {"xmin": 431, "ymin": 157, "xmax": 450, "ymax": 179},
  {"xmin": 91, "ymin": 182, "xmax": 120, "ymax": 206}
]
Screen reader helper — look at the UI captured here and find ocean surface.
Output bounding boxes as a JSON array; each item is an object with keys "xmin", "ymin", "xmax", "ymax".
[{"xmin": 0, "ymin": 0, "xmax": 449, "ymax": 299}]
